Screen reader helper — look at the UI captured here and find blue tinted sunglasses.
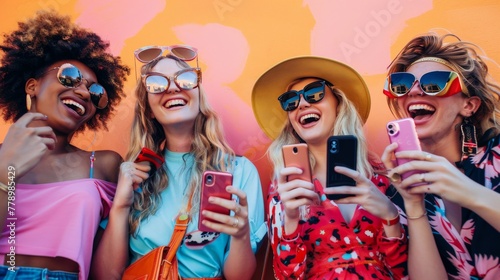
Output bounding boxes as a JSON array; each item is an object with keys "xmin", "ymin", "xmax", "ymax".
[{"xmin": 278, "ymin": 80, "xmax": 332, "ymax": 111}]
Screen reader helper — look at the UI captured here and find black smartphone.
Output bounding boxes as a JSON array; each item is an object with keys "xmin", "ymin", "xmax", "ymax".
[{"xmin": 326, "ymin": 135, "xmax": 357, "ymax": 200}]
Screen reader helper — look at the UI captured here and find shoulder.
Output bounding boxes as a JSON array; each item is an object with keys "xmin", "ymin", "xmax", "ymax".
[
  {"xmin": 233, "ymin": 155, "xmax": 256, "ymax": 167},
  {"xmin": 92, "ymin": 150, "xmax": 123, "ymax": 182}
]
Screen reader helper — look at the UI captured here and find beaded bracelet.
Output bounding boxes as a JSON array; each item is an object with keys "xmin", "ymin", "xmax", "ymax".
[
  {"xmin": 0, "ymin": 182, "xmax": 8, "ymax": 193},
  {"xmin": 407, "ymin": 211, "xmax": 427, "ymax": 220}
]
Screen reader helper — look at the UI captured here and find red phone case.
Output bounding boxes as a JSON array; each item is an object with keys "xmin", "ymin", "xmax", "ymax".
[
  {"xmin": 199, "ymin": 171, "xmax": 233, "ymax": 232},
  {"xmin": 387, "ymin": 118, "xmax": 425, "ymax": 185},
  {"xmin": 282, "ymin": 143, "xmax": 312, "ymax": 182},
  {"xmin": 134, "ymin": 147, "xmax": 165, "ymax": 169}
]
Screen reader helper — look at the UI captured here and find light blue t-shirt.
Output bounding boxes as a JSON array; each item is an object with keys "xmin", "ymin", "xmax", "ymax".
[{"xmin": 129, "ymin": 150, "xmax": 266, "ymax": 278}]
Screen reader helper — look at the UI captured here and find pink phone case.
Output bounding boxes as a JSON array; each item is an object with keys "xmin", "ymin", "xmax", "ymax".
[
  {"xmin": 387, "ymin": 118, "xmax": 425, "ymax": 185},
  {"xmin": 282, "ymin": 143, "xmax": 312, "ymax": 182},
  {"xmin": 199, "ymin": 171, "xmax": 233, "ymax": 232}
]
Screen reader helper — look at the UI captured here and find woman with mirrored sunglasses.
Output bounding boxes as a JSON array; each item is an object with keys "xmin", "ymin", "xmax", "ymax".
[
  {"xmin": 381, "ymin": 32, "xmax": 500, "ymax": 280},
  {"xmin": 94, "ymin": 45, "xmax": 265, "ymax": 280},
  {"xmin": 0, "ymin": 10, "xmax": 130, "ymax": 280},
  {"xmin": 252, "ymin": 56, "xmax": 408, "ymax": 280}
]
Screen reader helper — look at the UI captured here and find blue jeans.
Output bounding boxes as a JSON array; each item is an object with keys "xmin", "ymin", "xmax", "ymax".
[{"xmin": 0, "ymin": 265, "xmax": 78, "ymax": 279}]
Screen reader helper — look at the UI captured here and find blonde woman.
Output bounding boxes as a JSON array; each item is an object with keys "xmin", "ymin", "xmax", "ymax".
[
  {"xmin": 252, "ymin": 56, "xmax": 408, "ymax": 279},
  {"xmin": 93, "ymin": 46, "xmax": 266, "ymax": 280}
]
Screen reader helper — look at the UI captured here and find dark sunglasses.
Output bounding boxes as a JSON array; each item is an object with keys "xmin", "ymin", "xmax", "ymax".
[
  {"xmin": 43, "ymin": 63, "xmax": 108, "ymax": 109},
  {"xmin": 383, "ymin": 70, "xmax": 469, "ymax": 98},
  {"xmin": 142, "ymin": 68, "xmax": 202, "ymax": 94},
  {"xmin": 278, "ymin": 80, "xmax": 332, "ymax": 111}
]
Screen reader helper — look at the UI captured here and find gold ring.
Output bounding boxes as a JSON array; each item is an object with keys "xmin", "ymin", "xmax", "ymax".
[
  {"xmin": 420, "ymin": 173, "xmax": 426, "ymax": 183},
  {"xmin": 234, "ymin": 201, "xmax": 241, "ymax": 214},
  {"xmin": 232, "ymin": 217, "xmax": 239, "ymax": 228},
  {"xmin": 387, "ymin": 172, "xmax": 401, "ymax": 183}
]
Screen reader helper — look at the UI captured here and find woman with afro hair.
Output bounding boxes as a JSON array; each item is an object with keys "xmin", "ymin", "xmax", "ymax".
[{"xmin": 0, "ymin": 9, "xmax": 129, "ymax": 279}]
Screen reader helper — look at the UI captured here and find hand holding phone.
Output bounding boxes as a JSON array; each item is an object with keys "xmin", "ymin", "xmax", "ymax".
[
  {"xmin": 282, "ymin": 143, "xmax": 312, "ymax": 182},
  {"xmin": 134, "ymin": 147, "xmax": 165, "ymax": 170},
  {"xmin": 326, "ymin": 135, "xmax": 357, "ymax": 200},
  {"xmin": 199, "ymin": 171, "xmax": 233, "ymax": 232},
  {"xmin": 387, "ymin": 118, "xmax": 425, "ymax": 186}
]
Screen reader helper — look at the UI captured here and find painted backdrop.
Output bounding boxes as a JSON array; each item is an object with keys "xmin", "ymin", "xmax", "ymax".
[{"xmin": 1, "ymin": 0, "xmax": 500, "ymax": 188}]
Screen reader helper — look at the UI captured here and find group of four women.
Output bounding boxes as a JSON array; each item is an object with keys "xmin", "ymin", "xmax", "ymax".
[{"xmin": 0, "ymin": 9, "xmax": 499, "ymax": 280}]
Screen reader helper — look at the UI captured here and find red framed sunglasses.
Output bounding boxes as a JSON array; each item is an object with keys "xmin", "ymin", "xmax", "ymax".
[{"xmin": 383, "ymin": 70, "xmax": 469, "ymax": 98}]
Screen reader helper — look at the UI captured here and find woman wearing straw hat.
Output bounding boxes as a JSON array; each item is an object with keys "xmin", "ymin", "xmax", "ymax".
[{"xmin": 252, "ymin": 56, "xmax": 408, "ymax": 279}]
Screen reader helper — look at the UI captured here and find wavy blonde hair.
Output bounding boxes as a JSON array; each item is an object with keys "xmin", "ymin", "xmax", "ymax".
[
  {"xmin": 268, "ymin": 79, "xmax": 373, "ymax": 181},
  {"xmin": 386, "ymin": 33, "xmax": 500, "ymax": 140},
  {"xmin": 127, "ymin": 55, "xmax": 235, "ymax": 235}
]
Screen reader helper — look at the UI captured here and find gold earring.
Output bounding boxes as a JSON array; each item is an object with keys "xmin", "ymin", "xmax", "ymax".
[{"xmin": 26, "ymin": 94, "xmax": 32, "ymax": 111}]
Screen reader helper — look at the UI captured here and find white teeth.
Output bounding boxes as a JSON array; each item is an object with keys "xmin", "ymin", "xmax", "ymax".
[
  {"xmin": 165, "ymin": 99, "xmax": 186, "ymax": 108},
  {"xmin": 409, "ymin": 104, "xmax": 435, "ymax": 112},
  {"xmin": 300, "ymin": 113, "xmax": 320, "ymax": 124},
  {"xmin": 62, "ymin": 99, "xmax": 85, "ymax": 115}
]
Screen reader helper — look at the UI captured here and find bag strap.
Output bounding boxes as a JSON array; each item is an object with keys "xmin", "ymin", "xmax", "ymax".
[
  {"xmin": 165, "ymin": 212, "xmax": 189, "ymax": 261},
  {"xmin": 160, "ymin": 191, "xmax": 194, "ymax": 279}
]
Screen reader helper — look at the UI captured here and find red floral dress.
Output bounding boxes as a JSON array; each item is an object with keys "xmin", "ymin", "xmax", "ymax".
[
  {"xmin": 267, "ymin": 174, "xmax": 408, "ymax": 279},
  {"xmin": 390, "ymin": 133, "xmax": 500, "ymax": 279}
]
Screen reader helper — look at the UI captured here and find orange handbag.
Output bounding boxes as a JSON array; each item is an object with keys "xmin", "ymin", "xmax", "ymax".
[{"xmin": 122, "ymin": 212, "xmax": 189, "ymax": 280}]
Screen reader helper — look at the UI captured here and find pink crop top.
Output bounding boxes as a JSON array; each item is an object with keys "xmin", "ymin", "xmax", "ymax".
[{"xmin": 0, "ymin": 178, "xmax": 116, "ymax": 280}]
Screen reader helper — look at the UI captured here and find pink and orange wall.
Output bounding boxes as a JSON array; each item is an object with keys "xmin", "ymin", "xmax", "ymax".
[{"xmin": 1, "ymin": 0, "xmax": 500, "ymax": 188}]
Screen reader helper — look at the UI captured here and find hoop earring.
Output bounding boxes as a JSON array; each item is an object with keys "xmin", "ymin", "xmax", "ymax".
[
  {"xmin": 460, "ymin": 116, "xmax": 478, "ymax": 160},
  {"xmin": 26, "ymin": 94, "xmax": 32, "ymax": 111}
]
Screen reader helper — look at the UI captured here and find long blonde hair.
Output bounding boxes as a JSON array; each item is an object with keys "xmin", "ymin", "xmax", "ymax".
[
  {"xmin": 127, "ymin": 55, "xmax": 235, "ymax": 234},
  {"xmin": 268, "ymin": 80, "xmax": 373, "ymax": 181}
]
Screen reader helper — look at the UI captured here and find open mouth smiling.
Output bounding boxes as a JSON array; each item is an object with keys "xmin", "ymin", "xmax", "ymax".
[
  {"xmin": 408, "ymin": 104, "xmax": 435, "ymax": 119},
  {"xmin": 300, "ymin": 113, "xmax": 320, "ymax": 125},
  {"xmin": 62, "ymin": 99, "xmax": 85, "ymax": 116},
  {"xmin": 165, "ymin": 99, "xmax": 186, "ymax": 109}
]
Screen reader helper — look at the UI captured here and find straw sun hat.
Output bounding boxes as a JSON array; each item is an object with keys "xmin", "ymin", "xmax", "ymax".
[{"xmin": 251, "ymin": 56, "xmax": 371, "ymax": 139}]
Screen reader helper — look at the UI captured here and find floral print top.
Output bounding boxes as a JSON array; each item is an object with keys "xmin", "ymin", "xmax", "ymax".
[
  {"xmin": 390, "ymin": 134, "xmax": 500, "ymax": 279},
  {"xmin": 267, "ymin": 174, "xmax": 408, "ymax": 279}
]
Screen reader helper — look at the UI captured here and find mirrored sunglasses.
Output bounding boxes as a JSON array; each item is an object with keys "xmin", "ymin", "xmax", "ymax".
[
  {"xmin": 383, "ymin": 70, "xmax": 469, "ymax": 98},
  {"xmin": 134, "ymin": 45, "xmax": 198, "ymax": 64},
  {"xmin": 44, "ymin": 63, "xmax": 108, "ymax": 109},
  {"xmin": 278, "ymin": 80, "xmax": 331, "ymax": 111},
  {"xmin": 142, "ymin": 68, "xmax": 202, "ymax": 94}
]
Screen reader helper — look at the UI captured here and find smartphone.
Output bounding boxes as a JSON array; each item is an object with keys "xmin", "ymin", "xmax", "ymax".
[
  {"xmin": 199, "ymin": 171, "xmax": 233, "ymax": 232},
  {"xmin": 387, "ymin": 118, "xmax": 425, "ymax": 185},
  {"xmin": 326, "ymin": 135, "xmax": 357, "ymax": 200},
  {"xmin": 134, "ymin": 147, "xmax": 165, "ymax": 170},
  {"xmin": 282, "ymin": 143, "xmax": 312, "ymax": 182}
]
